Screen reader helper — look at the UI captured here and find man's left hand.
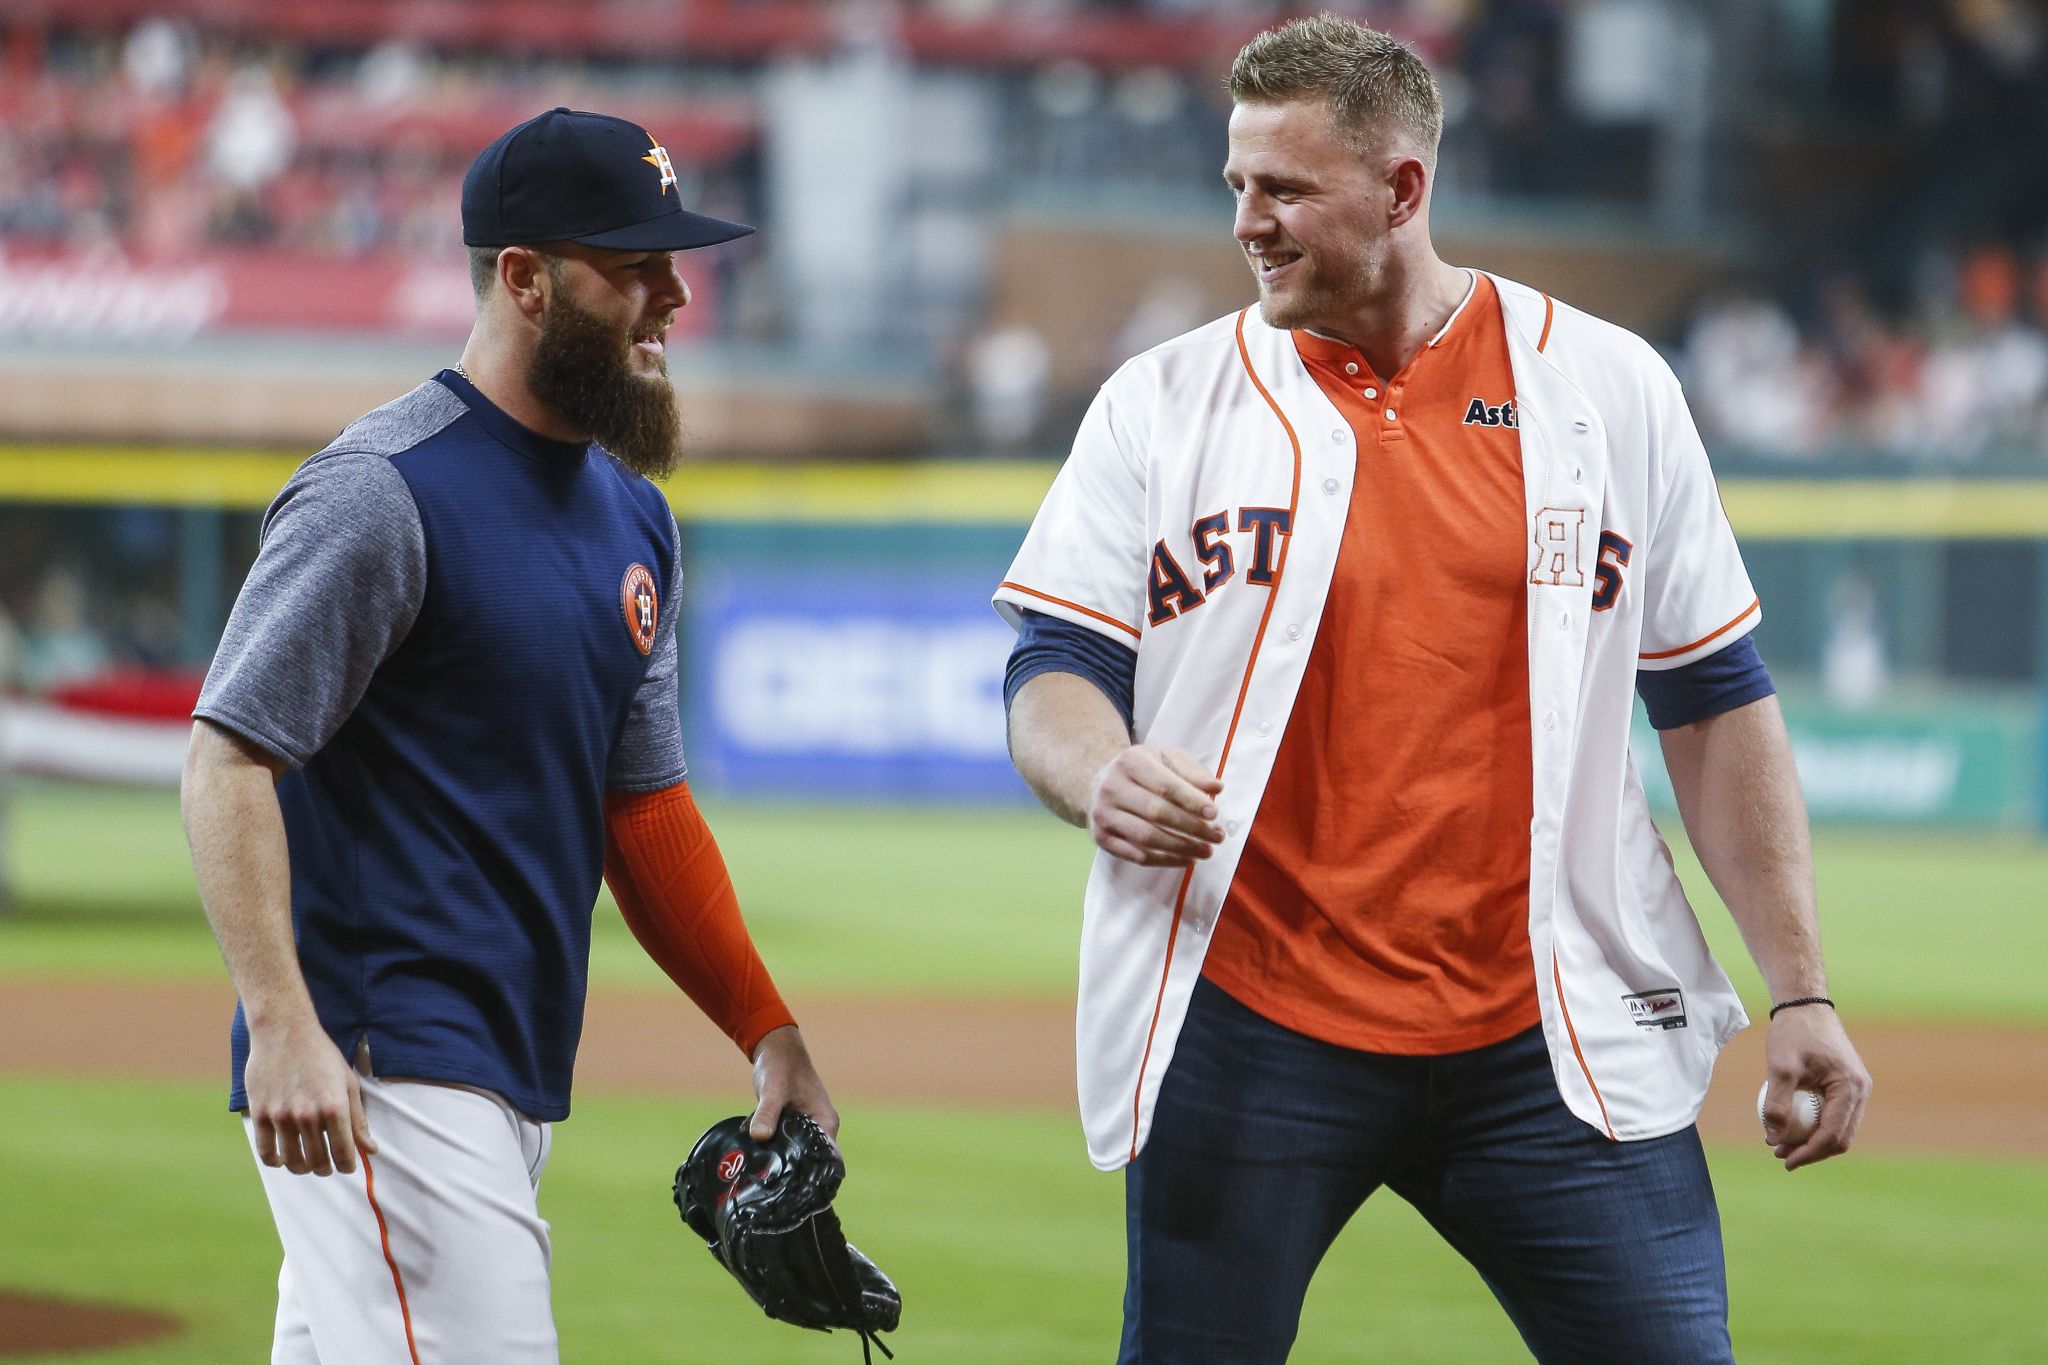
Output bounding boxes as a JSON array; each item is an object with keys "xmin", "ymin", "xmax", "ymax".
[
  {"xmin": 1761, "ymin": 1004, "xmax": 1872, "ymax": 1171},
  {"xmin": 749, "ymin": 1024, "xmax": 838, "ymax": 1141}
]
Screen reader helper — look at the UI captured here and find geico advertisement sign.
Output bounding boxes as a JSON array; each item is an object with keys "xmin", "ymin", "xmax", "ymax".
[{"xmin": 710, "ymin": 615, "xmax": 1012, "ymax": 757}]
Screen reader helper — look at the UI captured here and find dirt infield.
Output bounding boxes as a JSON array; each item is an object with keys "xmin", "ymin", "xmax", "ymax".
[
  {"xmin": 0, "ymin": 1292, "xmax": 180, "ymax": 1357},
  {"xmin": 5, "ymin": 976, "xmax": 2046, "ymax": 1157}
]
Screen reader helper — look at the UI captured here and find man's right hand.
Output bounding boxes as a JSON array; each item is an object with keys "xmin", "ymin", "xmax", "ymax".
[
  {"xmin": 244, "ymin": 1018, "xmax": 377, "ymax": 1177},
  {"xmin": 1088, "ymin": 746, "xmax": 1226, "ymax": 867}
]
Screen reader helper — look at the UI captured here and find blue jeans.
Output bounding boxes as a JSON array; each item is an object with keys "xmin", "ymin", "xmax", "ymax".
[{"xmin": 1119, "ymin": 978, "xmax": 1733, "ymax": 1364}]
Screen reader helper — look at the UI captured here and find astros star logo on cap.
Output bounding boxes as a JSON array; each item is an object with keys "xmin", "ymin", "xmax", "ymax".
[{"xmin": 642, "ymin": 136, "xmax": 678, "ymax": 196}]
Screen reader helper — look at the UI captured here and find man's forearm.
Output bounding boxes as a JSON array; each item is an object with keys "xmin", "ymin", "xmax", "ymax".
[
  {"xmin": 602, "ymin": 782, "xmax": 795, "ymax": 1056},
  {"xmin": 181, "ymin": 721, "xmax": 315, "ymax": 1029},
  {"xmin": 1658, "ymin": 695, "xmax": 1828, "ymax": 1000},
  {"xmin": 1007, "ymin": 671, "xmax": 1133, "ymax": 827}
]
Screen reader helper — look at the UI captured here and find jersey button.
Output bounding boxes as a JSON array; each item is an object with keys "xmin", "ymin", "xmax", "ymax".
[
  {"xmin": 1363, "ymin": 386, "xmax": 1379, "ymax": 399},
  {"xmin": 1323, "ymin": 477, "xmax": 1340, "ymax": 494},
  {"xmin": 1331, "ymin": 428, "xmax": 1349, "ymax": 443},
  {"xmin": 1257, "ymin": 721, "xmax": 1272, "ymax": 737},
  {"xmin": 1285, "ymin": 623, "xmax": 1302, "ymax": 641},
  {"xmin": 1344, "ymin": 362, "xmax": 1359, "ymax": 375},
  {"xmin": 1384, "ymin": 409, "xmax": 1398, "ymax": 422},
  {"xmin": 1544, "ymin": 711, "xmax": 1559, "ymax": 731}
]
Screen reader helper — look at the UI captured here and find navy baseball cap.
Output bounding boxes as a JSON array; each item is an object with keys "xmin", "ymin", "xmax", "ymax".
[{"xmin": 462, "ymin": 107, "xmax": 754, "ymax": 251}]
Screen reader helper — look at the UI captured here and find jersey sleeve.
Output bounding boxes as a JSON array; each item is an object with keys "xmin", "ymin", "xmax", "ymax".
[
  {"xmin": 607, "ymin": 513, "xmax": 687, "ymax": 792},
  {"xmin": 1635, "ymin": 366, "xmax": 1762, "ymax": 671},
  {"xmin": 193, "ymin": 450, "xmax": 427, "ymax": 766},
  {"xmin": 992, "ymin": 380, "xmax": 1150, "ymax": 644},
  {"xmin": 1004, "ymin": 608, "xmax": 1139, "ymax": 729},
  {"xmin": 1636, "ymin": 634, "xmax": 1776, "ymax": 729}
]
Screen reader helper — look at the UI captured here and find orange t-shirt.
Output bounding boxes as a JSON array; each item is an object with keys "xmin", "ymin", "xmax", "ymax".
[{"xmin": 1201, "ymin": 273, "xmax": 1541, "ymax": 1054}]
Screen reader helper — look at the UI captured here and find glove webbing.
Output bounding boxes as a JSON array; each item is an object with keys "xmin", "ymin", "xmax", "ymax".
[{"xmin": 803, "ymin": 1216, "xmax": 892, "ymax": 1362}]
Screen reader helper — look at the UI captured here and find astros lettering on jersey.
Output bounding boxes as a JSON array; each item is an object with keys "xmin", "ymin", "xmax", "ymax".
[{"xmin": 995, "ymin": 272, "xmax": 1761, "ymax": 1170}]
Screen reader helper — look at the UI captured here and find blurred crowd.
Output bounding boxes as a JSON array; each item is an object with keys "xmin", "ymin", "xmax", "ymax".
[
  {"xmin": 4, "ymin": 21, "xmax": 460, "ymax": 261},
  {"xmin": 5, "ymin": 0, "xmax": 2048, "ymax": 471},
  {"xmin": 0, "ymin": 569, "xmax": 116, "ymax": 696},
  {"xmin": 0, "ymin": 505, "xmax": 190, "ymax": 697},
  {"xmin": 0, "ymin": 19, "xmax": 758, "ymax": 263},
  {"xmin": 1680, "ymin": 245, "xmax": 2048, "ymax": 465},
  {"xmin": 0, "ymin": 3, "xmax": 1538, "ymax": 264}
]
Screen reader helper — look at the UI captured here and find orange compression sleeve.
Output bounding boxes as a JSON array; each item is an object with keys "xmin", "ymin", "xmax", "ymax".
[{"xmin": 602, "ymin": 783, "xmax": 796, "ymax": 1057}]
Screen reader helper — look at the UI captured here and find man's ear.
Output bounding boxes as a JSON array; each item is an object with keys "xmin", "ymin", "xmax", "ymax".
[
  {"xmin": 1387, "ymin": 154, "xmax": 1430, "ymax": 231},
  {"xmin": 498, "ymin": 247, "xmax": 551, "ymax": 318}
]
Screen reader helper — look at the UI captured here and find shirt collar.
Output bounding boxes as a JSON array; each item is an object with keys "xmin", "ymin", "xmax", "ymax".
[
  {"xmin": 1291, "ymin": 269, "xmax": 1487, "ymax": 377},
  {"xmin": 435, "ymin": 369, "xmax": 592, "ymax": 466}
]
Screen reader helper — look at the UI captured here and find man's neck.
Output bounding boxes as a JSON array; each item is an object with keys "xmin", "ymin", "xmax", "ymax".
[
  {"xmin": 1310, "ymin": 257, "xmax": 1473, "ymax": 381},
  {"xmin": 453, "ymin": 339, "xmax": 588, "ymax": 443}
]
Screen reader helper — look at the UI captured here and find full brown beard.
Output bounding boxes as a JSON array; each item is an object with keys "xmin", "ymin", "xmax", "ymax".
[{"xmin": 527, "ymin": 291, "xmax": 683, "ymax": 480}]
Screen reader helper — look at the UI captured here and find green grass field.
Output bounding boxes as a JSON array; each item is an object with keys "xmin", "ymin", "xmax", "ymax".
[
  {"xmin": 7, "ymin": 777, "xmax": 2048, "ymax": 1020},
  {"xmin": 1, "ymin": 1077, "xmax": 2043, "ymax": 1364},
  {"xmin": 4, "ymin": 779, "xmax": 2047, "ymax": 1362}
]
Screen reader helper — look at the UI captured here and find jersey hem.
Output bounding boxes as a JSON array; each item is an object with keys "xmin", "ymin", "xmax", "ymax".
[
  {"xmin": 236, "ymin": 1044, "xmax": 572, "ymax": 1123},
  {"xmin": 1200, "ymin": 965, "xmax": 1545, "ymax": 1057},
  {"xmin": 1638, "ymin": 599, "xmax": 1762, "ymax": 667},
  {"xmin": 604, "ymin": 764, "xmax": 689, "ymax": 795},
  {"xmin": 993, "ymin": 582, "xmax": 1141, "ymax": 640},
  {"xmin": 191, "ymin": 705, "xmax": 310, "ymax": 769}
]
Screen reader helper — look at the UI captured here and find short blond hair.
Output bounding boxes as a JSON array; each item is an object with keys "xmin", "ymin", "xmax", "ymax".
[{"xmin": 1228, "ymin": 14, "xmax": 1444, "ymax": 165}]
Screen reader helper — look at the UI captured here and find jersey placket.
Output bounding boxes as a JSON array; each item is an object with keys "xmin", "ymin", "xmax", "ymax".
[{"xmin": 1329, "ymin": 353, "xmax": 1417, "ymax": 449}]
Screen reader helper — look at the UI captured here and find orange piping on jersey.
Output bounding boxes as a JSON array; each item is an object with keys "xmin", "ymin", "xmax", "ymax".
[
  {"xmin": 999, "ymin": 581, "xmax": 1142, "ymax": 640},
  {"xmin": 1127, "ymin": 309, "xmax": 1305, "ymax": 1161},
  {"xmin": 1129, "ymin": 868, "xmax": 1201, "ymax": 1161},
  {"xmin": 1536, "ymin": 293, "xmax": 1555, "ymax": 353},
  {"xmin": 361, "ymin": 1151, "xmax": 424, "ymax": 1365},
  {"xmin": 1551, "ymin": 950, "xmax": 1616, "ymax": 1140},
  {"xmin": 1639, "ymin": 597, "xmax": 1760, "ymax": 661}
]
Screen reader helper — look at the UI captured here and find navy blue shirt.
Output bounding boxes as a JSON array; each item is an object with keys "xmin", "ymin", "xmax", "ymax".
[{"xmin": 196, "ymin": 372, "xmax": 685, "ymax": 1120}]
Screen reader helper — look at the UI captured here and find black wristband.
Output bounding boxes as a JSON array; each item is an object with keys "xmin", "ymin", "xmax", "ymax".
[{"xmin": 1769, "ymin": 995, "xmax": 1835, "ymax": 1020}]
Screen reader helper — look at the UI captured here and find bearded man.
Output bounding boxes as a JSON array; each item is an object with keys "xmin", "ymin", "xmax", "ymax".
[{"xmin": 181, "ymin": 108, "xmax": 835, "ymax": 1364}]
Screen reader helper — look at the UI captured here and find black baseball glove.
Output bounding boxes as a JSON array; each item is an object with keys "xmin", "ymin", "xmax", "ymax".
[{"xmin": 675, "ymin": 1112, "xmax": 901, "ymax": 1361}]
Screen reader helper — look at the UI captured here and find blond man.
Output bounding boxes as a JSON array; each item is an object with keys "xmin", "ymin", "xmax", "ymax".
[{"xmin": 997, "ymin": 17, "xmax": 1870, "ymax": 1362}]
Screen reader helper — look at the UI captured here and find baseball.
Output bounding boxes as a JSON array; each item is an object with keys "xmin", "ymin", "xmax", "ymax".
[{"xmin": 1756, "ymin": 1081, "xmax": 1823, "ymax": 1142}]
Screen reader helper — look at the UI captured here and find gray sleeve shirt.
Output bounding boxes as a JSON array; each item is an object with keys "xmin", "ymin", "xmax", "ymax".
[
  {"xmin": 194, "ymin": 449, "xmax": 428, "ymax": 768},
  {"xmin": 197, "ymin": 404, "xmax": 688, "ymax": 790}
]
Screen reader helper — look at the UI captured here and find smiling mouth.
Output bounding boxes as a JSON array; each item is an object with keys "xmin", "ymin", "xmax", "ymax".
[
  {"xmin": 1249, "ymin": 250, "xmax": 1302, "ymax": 281},
  {"xmin": 631, "ymin": 328, "xmax": 667, "ymax": 360}
]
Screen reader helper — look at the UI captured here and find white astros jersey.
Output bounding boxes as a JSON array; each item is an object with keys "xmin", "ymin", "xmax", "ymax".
[{"xmin": 995, "ymin": 273, "xmax": 1763, "ymax": 1171}]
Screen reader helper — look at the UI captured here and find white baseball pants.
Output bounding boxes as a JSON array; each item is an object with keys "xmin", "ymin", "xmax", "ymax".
[{"xmin": 246, "ymin": 1072, "xmax": 559, "ymax": 1365}]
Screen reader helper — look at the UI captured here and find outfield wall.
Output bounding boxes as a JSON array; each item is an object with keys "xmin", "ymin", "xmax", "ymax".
[{"xmin": 3, "ymin": 446, "xmax": 2045, "ymax": 826}]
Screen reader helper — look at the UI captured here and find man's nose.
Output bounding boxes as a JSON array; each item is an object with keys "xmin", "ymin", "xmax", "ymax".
[
  {"xmin": 1233, "ymin": 192, "xmax": 1274, "ymax": 244},
  {"xmin": 659, "ymin": 258, "xmax": 690, "ymax": 311}
]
